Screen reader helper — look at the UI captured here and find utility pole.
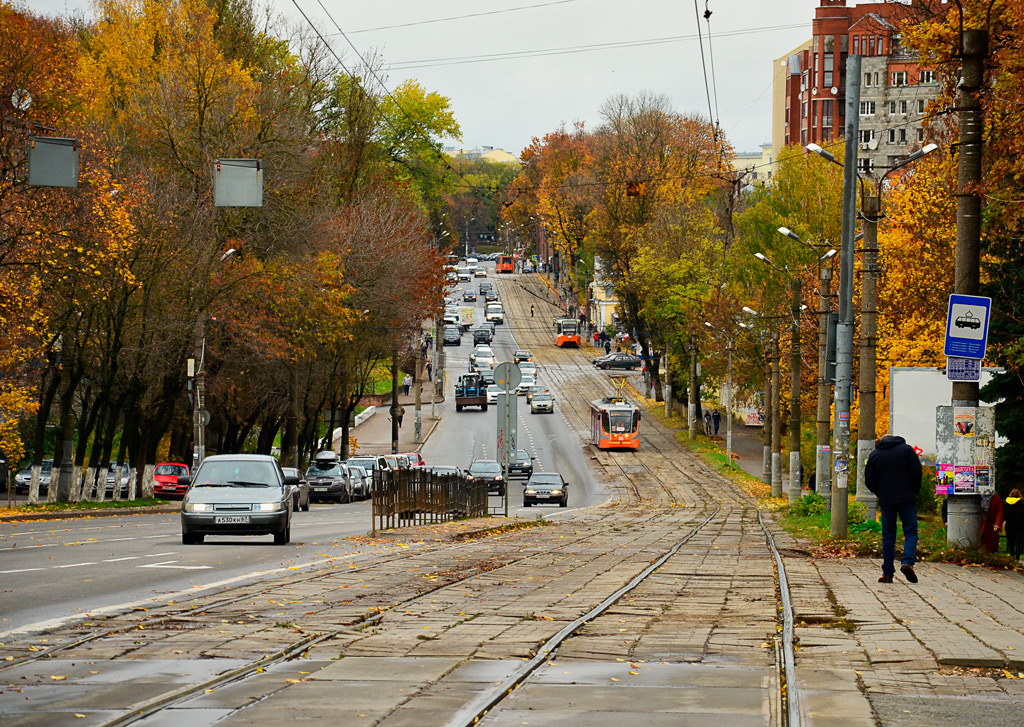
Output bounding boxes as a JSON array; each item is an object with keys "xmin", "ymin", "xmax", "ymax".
[
  {"xmin": 771, "ymin": 327, "xmax": 782, "ymax": 498},
  {"xmin": 726, "ymin": 339, "xmax": 734, "ymax": 468},
  {"xmin": 948, "ymin": 29, "xmax": 988, "ymax": 547},
  {"xmin": 414, "ymin": 343, "xmax": 423, "ymax": 444},
  {"xmin": 832, "ymin": 54, "xmax": 862, "ymax": 538},
  {"xmin": 789, "ymin": 278, "xmax": 802, "ymax": 502},
  {"xmin": 816, "ymin": 257, "xmax": 833, "ymax": 504},
  {"xmin": 390, "ymin": 352, "xmax": 400, "ymax": 454},
  {"xmin": 763, "ymin": 341, "xmax": 773, "ymax": 485},
  {"xmin": 689, "ymin": 338, "xmax": 698, "ymax": 440},
  {"xmin": 192, "ymin": 318, "xmax": 206, "ymax": 468},
  {"xmin": 856, "ymin": 194, "xmax": 881, "ymax": 520}
]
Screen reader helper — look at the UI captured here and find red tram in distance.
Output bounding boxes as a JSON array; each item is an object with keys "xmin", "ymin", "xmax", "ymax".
[
  {"xmin": 589, "ymin": 395, "xmax": 641, "ymax": 450},
  {"xmin": 554, "ymin": 317, "xmax": 583, "ymax": 347},
  {"xmin": 496, "ymin": 255, "xmax": 514, "ymax": 274}
]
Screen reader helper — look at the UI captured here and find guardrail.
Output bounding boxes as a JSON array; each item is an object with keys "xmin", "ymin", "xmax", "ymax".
[{"xmin": 372, "ymin": 468, "xmax": 488, "ymax": 532}]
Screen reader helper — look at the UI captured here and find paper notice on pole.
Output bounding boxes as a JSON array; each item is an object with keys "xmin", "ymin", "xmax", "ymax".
[
  {"xmin": 953, "ymin": 407, "xmax": 976, "ymax": 437},
  {"xmin": 935, "ymin": 464, "xmax": 954, "ymax": 495},
  {"xmin": 953, "ymin": 465, "xmax": 976, "ymax": 494}
]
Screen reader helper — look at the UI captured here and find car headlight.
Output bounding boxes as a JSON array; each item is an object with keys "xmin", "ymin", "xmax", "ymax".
[
  {"xmin": 185, "ymin": 502, "xmax": 213, "ymax": 512},
  {"xmin": 550, "ymin": 489, "xmax": 562, "ymax": 495},
  {"xmin": 525, "ymin": 489, "xmax": 536, "ymax": 494},
  {"xmin": 495, "ymin": 474, "xmax": 502, "ymax": 480},
  {"xmin": 254, "ymin": 502, "xmax": 283, "ymax": 512},
  {"xmin": 467, "ymin": 475, "xmax": 475, "ymax": 480}
]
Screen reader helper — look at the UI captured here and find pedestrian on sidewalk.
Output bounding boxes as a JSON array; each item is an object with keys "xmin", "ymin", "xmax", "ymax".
[
  {"xmin": 530, "ymin": 304, "xmax": 534, "ymax": 317},
  {"xmin": 864, "ymin": 434, "xmax": 922, "ymax": 583},
  {"xmin": 398, "ymin": 406, "xmax": 405, "ymax": 428},
  {"xmin": 402, "ymin": 374, "xmax": 412, "ymax": 397},
  {"xmin": 712, "ymin": 409, "xmax": 721, "ymax": 435},
  {"xmin": 1004, "ymin": 489, "xmax": 1024, "ymax": 559},
  {"xmin": 604, "ymin": 341, "xmax": 611, "ymax": 355},
  {"xmin": 426, "ymin": 361, "xmax": 433, "ymax": 381},
  {"xmin": 980, "ymin": 491, "xmax": 1005, "ymax": 553},
  {"xmin": 703, "ymin": 410, "xmax": 712, "ymax": 436}
]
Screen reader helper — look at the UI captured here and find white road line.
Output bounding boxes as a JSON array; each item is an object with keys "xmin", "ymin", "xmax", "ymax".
[
  {"xmin": 53, "ymin": 562, "xmax": 97, "ymax": 569},
  {"xmin": 137, "ymin": 561, "xmax": 212, "ymax": 570},
  {"xmin": 103, "ymin": 556, "xmax": 140, "ymax": 562},
  {"xmin": 0, "ymin": 567, "xmax": 44, "ymax": 574},
  {"xmin": 146, "ymin": 552, "xmax": 178, "ymax": 557}
]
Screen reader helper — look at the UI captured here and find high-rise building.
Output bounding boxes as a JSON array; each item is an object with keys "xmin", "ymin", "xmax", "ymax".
[{"xmin": 777, "ymin": 0, "xmax": 943, "ymax": 175}]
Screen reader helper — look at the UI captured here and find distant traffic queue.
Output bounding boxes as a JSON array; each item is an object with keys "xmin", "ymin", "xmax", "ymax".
[
  {"xmin": 589, "ymin": 395, "xmax": 641, "ymax": 449},
  {"xmin": 554, "ymin": 317, "xmax": 582, "ymax": 347}
]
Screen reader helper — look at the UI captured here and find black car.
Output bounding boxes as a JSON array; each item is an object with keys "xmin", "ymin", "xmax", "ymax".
[
  {"xmin": 594, "ymin": 352, "xmax": 642, "ymax": 370},
  {"xmin": 472, "ymin": 327, "xmax": 492, "ymax": 345},
  {"xmin": 468, "ymin": 459, "xmax": 505, "ymax": 496},
  {"xmin": 304, "ymin": 451, "xmax": 353, "ymax": 503},
  {"xmin": 483, "ymin": 288, "xmax": 499, "ymax": 302},
  {"xmin": 180, "ymin": 454, "xmax": 296, "ymax": 544},
  {"xmin": 508, "ymin": 449, "xmax": 534, "ymax": 478},
  {"xmin": 513, "ymin": 349, "xmax": 532, "ymax": 364},
  {"xmin": 523, "ymin": 472, "xmax": 569, "ymax": 507},
  {"xmin": 443, "ymin": 326, "xmax": 462, "ymax": 346},
  {"xmin": 281, "ymin": 467, "xmax": 311, "ymax": 511},
  {"xmin": 478, "ymin": 367, "xmax": 496, "ymax": 385}
]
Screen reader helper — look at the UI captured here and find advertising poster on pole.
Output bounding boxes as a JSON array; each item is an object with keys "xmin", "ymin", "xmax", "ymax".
[
  {"xmin": 953, "ymin": 407, "xmax": 976, "ymax": 436},
  {"xmin": 953, "ymin": 465, "xmax": 977, "ymax": 494}
]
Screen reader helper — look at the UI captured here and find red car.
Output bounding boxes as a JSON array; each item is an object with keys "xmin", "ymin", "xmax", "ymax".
[
  {"xmin": 400, "ymin": 452, "xmax": 426, "ymax": 467},
  {"xmin": 153, "ymin": 462, "xmax": 190, "ymax": 498}
]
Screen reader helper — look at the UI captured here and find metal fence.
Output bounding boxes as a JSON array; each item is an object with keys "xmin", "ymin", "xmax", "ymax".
[{"xmin": 372, "ymin": 468, "xmax": 489, "ymax": 532}]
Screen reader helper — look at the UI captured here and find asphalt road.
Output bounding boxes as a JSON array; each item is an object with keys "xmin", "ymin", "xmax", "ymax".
[{"xmin": 0, "ymin": 262, "xmax": 603, "ymax": 637}]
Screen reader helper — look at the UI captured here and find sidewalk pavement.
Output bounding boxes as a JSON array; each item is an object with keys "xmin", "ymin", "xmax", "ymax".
[{"xmin": 345, "ymin": 381, "xmax": 442, "ymax": 455}]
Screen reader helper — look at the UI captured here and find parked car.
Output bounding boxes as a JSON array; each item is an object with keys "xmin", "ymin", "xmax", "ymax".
[
  {"xmin": 14, "ymin": 459, "xmax": 52, "ymax": 495},
  {"xmin": 281, "ymin": 467, "xmax": 311, "ymax": 511},
  {"xmin": 467, "ymin": 459, "xmax": 505, "ymax": 496},
  {"xmin": 105, "ymin": 463, "xmax": 131, "ymax": 497},
  {"xmin": 530, "ymin": 391, "xmax": 555, "ymax": 414},
  {"xmin": 346, "ymin": 464, "xmax": 372, "ymax": 500},
  {"xmin": 346, "ymin": 455, "xmax": 391, "ymax": 497},
  {"xmin": 523, "ymin": 472, "xmax": 569, "ymax": 507},
  {"xmin": 593, "ymin": 352, "xmax": 643, "ymax": 370},
  {"xmin": 153, "ymin": 462, "xmax": 191, "ymax": 499},
  {"xmin": 443, "ymin": 326, "xmax": 462, "ymax": 346},
  {"xmin": 384, "ymin": 454, "xmax": 411, "ymax": 470},
  {"xmin": 513, "ymin": 349, "xmax": 532, "ymax": 364},
  {"xmin": 180, "ymin": 454, "xmax": 296, "ymax": 544},
  {"xmin": 508, "ymin": 449, "xmax": 534, "ymax": 478},
  {"xmin": 305, "ymin": 450, "xmax": 353, "ymax": 503},
  {"xmin": 401, "ymin": 452, "xmax": 426, "ymax": 467}
]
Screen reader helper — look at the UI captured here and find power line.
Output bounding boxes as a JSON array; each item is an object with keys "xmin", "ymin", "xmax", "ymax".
[
  {"xmin": 693, "ymin": 0, "xmax": 716, "ymax": 128},
  {"xmin": 385, "ymin": 24, "xmax": 805, "ymax": 71},
  {"xmin": 703, "ymin": 1, "xmax": 721, "ymax": 125},
  {"xmin": 340, "ymin": 0, "xmax": 582, "ymax": 35}
]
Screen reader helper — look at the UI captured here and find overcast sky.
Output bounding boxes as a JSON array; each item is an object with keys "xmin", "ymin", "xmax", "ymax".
[{"xmin": 32, "ymin": 0, "xmax": 821, "ymax": 156}]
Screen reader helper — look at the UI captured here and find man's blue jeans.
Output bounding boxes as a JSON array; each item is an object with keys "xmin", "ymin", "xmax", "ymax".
[{"xmin": 880, "ymin": 502, "xmax": 918, "ymax": 578}]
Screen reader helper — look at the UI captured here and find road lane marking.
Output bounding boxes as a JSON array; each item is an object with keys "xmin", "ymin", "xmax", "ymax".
[
  {"xmin": 53, "ymin": 562, "xmax": 97, "ymax": 568},
  {"xmin": 0, "ymin": 567, "xmax": 44, "ymax": 574},
  {"xmin": 138, "ymin": 561, "xmax": 213, "ymax": 570},
  {"xmin": 103, "ymin": 556, "xmax": 140, "ymax": 562}
]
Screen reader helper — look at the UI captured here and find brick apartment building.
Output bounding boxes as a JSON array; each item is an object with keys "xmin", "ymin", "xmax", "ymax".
[{"xmin": 779, "ymin": 0, "xmax": 946, "ymax": 176}]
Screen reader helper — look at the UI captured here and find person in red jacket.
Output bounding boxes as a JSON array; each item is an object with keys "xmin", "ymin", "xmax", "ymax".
[
  {"xmin": 864, "ymin": 434, "xmax": 923, "ymax": 584},
  {"xmin": 980, "ymin": 491, "xmax": 1004, "ymax": 553}
]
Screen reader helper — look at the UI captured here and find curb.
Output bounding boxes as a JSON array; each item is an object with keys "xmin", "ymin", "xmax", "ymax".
[{"xmin": 0, "ymin": 505, "xmax": 178, "ymax": 523}]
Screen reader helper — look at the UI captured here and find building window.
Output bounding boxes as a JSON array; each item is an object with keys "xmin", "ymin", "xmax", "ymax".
[
  {"xmin": 888, "ymin": 129, "xmax": 896, "ymax": 144},
  {"xmin": 860, "ymin": 129, "xmax": 873, "ymax": 143},
  {"xmin": 892, "ymin": 71, "xmax": 908, "ymax": 86},
  {"xmin": 918, "ymin": 99, "xmax": 926, "ymax": 114},
  {"xmin": 863, "ymin": 72, "xmax": 872, "ymax": 87},
  {"xmin": 824, "ymin": 35, "xmax": 834, "ymax": 53},
  {"xmin": 899, "ymin": 128, "xmax": 907, "ymax": 143},
  {"xmin": 802, "ymin": 101, "xmax": 807, "ymax": 119},
  {"xmin": 859, "ymin": 158, "xmax": 875, "ymax": 174},
  {"xmin": 823, "ymin": 128, "xmax": 832, "ymax": 141},
  {"xmin": 860, "ymin": 101, "xmax": 876, "ymax": 116},
  {"xmin": 822, "ymin": 100, "xmax": 833, "ymax": 127},
  {"xmin": 899, "ymin": 100, "xmax": 908, "ymax": 114},
  {"xmin": 869, "ymin": 36, "xmax": 875, "ymax": 55},
  {"xmin": 920, "ymin": 70, "xmax": 935, "ymax": 84},
  {"xmin": 841, "ymin": 35, "xmax": 849, "ymax": 53},
  {"xmin": 889, "ymin": 101, "xmax": 897, "ymax": 115},
  {"xmin": 877, "ymin": 35, "xmax": 884, "ymax": 54},
  {"xmin": 854, "ymin": 36, "xmax": 860, "ymax": 54},
  {"xmin": 785, "ymin": 108, "xmax": 790, "ymax": 123},
  {"xmin": 874, "ymin": 72, "xmax": 880, "ymax": 87},
  {"xmin": 917, "ymin": 128, "xmax": 925, "ymax": 142}
]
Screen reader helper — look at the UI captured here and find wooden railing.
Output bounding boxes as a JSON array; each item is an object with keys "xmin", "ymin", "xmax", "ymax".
[{"xmin": 372, "ymin": 468, "xmax": 488, "ymax": 532}]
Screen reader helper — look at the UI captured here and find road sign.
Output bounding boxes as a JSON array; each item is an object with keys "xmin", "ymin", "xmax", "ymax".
[
  {"xmin": 944, "ymin": 294, "xmax": 991, "ymax": 360},
  {"xmin": 494, "ymin": 362, "xmax": 522, "ymax": 391},
  {"xmin": 947, "ymin": 357, "xmax": 982, "ymax": 382},
  {"xmin": 497, "ymin": 392, "xmax": 518, "ymax": 465}
]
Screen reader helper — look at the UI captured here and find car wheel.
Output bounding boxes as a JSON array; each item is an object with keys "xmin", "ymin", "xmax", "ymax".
[
  {"xmin": 456, "ymin": 404, "xmax": 462, "ymax": 411},
  {"xmin": 301, "ymin": 496, "xmax": 310, "ymax": 512},
  {"xmin": 523, "ymin": 501, "xmax": 531, "ymax": 507},
  {"xmin": 482, "ymin": 404, "xmax": 488, "ymax": 411},
  {"xmin": 560, "ymin": 499, "xmax": 567, "ymax": 508},
  {"xmin": 182, "ymin": 532, "xmax": 204, "ymax": 544},
  {"xmin": 274, "ymin": 523, "xmax": 290, "ymax": 545}
]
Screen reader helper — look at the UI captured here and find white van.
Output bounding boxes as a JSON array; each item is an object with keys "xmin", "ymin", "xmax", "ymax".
[{"xmin": 485, "ymin": 302, "xmax": 504, "ymax": 324}]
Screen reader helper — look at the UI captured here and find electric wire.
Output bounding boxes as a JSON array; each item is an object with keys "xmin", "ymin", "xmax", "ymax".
[
  {"xmin": 339, "ymin": 0, "xmax": 581, "ymax": 35},
  {"xmin": 693, "ymin": 0, "xmax": 716, "ymax": 128},
  {"xmin": 703, "ymin": 1, "xmax": 721, "ymax": 125}
]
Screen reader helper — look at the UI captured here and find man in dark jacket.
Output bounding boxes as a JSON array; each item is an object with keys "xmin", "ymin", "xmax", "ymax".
[{"xmin": 864, "ymin": 434, "xmax": 923, "ymax": 584}]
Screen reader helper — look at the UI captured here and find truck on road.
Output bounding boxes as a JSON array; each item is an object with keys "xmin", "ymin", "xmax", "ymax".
[
  {"xmin": 458, "ymin": 306, "xmax": 476, "ymax": 331},
  {"xmin": 455, "ymin": 372, "xmax": 488, "ymax": 412},
  {"xmin": 485, "ymin": 301, "xmax": 504, "ymax": 324}
]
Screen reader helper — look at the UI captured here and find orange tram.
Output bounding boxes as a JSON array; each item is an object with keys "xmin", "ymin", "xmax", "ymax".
[
  {"xmin": 496, "ymin": 254, "xmax": 514, "ymax": 274},
  {"xmin": 589, "ymin": 395, "xmax": 641, "ymax": 450},
  {"xmin": 554, "ymin": 317, "xmax": 583, "ymax": 347}
]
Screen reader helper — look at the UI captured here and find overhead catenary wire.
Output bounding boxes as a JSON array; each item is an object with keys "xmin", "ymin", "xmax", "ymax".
[
  {"xmin": 693, "ymin": 0, "xmax": 716, "ymax": 129},
  {"xmin": 339, "ymin": 0, "xmax": 582, "ymax": 36}
]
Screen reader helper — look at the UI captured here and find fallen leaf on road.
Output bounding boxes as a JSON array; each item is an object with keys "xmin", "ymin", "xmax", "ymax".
[{"xmin": 51, "ymin": 676, "xmax": 66, "ymax": 681}]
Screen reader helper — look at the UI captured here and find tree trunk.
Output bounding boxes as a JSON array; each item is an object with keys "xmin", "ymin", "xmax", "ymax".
[{"xmin": 282, "ymin": 366, "xmax": 298, "ymax": 467}]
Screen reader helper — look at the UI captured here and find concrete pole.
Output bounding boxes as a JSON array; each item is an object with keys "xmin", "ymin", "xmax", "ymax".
[
  {"xmin": 816, "ymin": 262, "xmax": 833, "ymax": 504},
  {"xmin": 856, "ymin": 195, "xmax": 880, "ymax": 520},
  {"xmin": 948, "ymin": 30, "xmax": 987, "ymax": 548},
  {"xmin": 688, "ymin": 339, "xmax": 698, "ymax": 440},
  {"xmin": 414, "ymin": 345, "xmax": 423, "ymax": 445},
  {"xmin": 763, "ymin": 344, "xmax": 773, "ymax": 485},
  {"xmin": 193, "ymin": 318, "xmax": 206, "ymax": 468},
  {"xmin": 789, "ymin": 278, "xmax": 803, "ymax": 502},
  {"xmin": 771, "ymin": 328, "xmax": 783, "ymax": 497},
  {"xmin": 832, "ymin": 54, "xmax": 862, "ymax": 539},
  {"xmin": 390, "ymin": 352, "xmax": 400, "ymax": 454},
  {"xmin": 726, "ymin": 341, "xmax": 734, "ymax": 468}
]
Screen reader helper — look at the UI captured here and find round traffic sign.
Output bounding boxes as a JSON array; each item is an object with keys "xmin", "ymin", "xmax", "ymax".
[{"xmin": 493, "ymin": 362, "xmax": 522, "ymax": 391}]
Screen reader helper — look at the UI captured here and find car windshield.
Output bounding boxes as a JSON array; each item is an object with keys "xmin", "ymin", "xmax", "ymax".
[
  {"xmin": 530, "ymin": 474, "xmax": 562, "ymax": 486},
  {"xmin": 470, "ymin": 461, "xmax": 501, "ymax": 474},
  {"xmin": 194, "ymin": 460, "xmax": 277, "ymax": 487},
  {"xmin": 533, "ymin": 394, "xmax": 552, "ymax": 402},
  {"xmin": 155, "ymin": 464, "xmax": 187, "ymax": 476},
  {"xmin": 306, "ymin": 462, "xmax": 344, "ymax": 477},
  {"xmin": 348, "ymin": 459, "xmax": 377, "ymax": 471},
  {"xmin": 516, "ymin": 450, "xmax": 530, "ymax": 462},
  {"xmin": 487, "ymin": 386, "xmax": 501, "ymax": 393}
]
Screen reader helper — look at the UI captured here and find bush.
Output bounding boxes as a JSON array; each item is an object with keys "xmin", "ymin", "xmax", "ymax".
[
  {"xmin": 917, "ymin": 470, "xmax": 939, "ymax": 514},
  {"xmin": 847, "ymin": 498, "xmax": 867, "ymax": 525},
  {"xmin": 790, "ymin": 492, "xmax": 828, "ymax": 516},
  {"xmin": 850, "ymin": 519, "xmax": 882, "ymax": 534}
]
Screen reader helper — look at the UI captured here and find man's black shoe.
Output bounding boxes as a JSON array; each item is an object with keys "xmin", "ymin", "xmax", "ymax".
[
  {"xmin": 900, "ymin": 565, "xmax": 918, "ymax": 583},
  {"xmin": 878, "ymin": 575, "xmax": 893, "ymax": 583}
]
